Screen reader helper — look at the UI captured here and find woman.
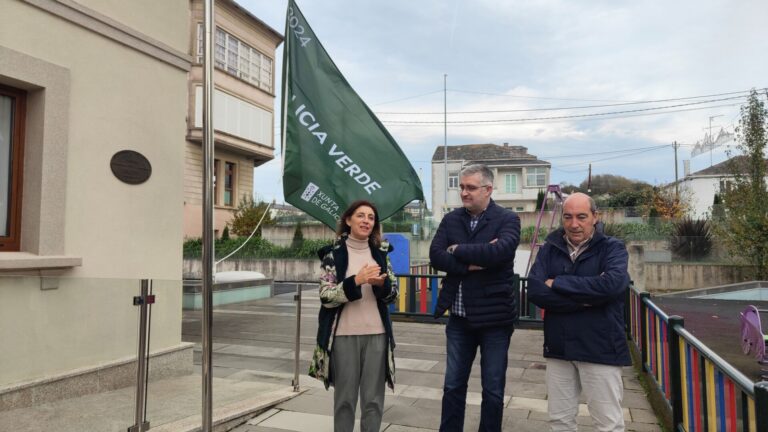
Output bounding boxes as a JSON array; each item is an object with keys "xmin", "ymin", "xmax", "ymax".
[{"xmin": 309, "ymin": 200, "xmax": 398, "ymax": 432}]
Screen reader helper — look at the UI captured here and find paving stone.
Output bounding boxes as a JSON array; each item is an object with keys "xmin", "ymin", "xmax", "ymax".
[
  {"xmin": 216, "ymin": 345, "xmax": 292, "ymax": 358},
  {"xmin": 629, "ymin": 407, "xmax": 659, "ymax": 424},
  {"xmin": 502, "ymin": 408, "xmax": 530, "ymax": 419},
  {"xmin": 397, "ymin": 358, "xmax": 439, "ymax": 371},
  {"xmin": 507, "ymin": 396, "xmax": 548, "ymax": 412},
  {"xmin": 506, "ymin": 381, "xmax": 547, "ymax": 399},
  {"xmin": 275, "ymin": 393, "xmax": 333, "ymax": 416},
  {"xmin": 383, "ymin": 425, "xmax": 437, "ymax": 432},
  {"xmin": 623, "ymin": 376, "xmax": 644, "ymax": 390},
  {"xmin": 382, "ymin": 404, "xmax": 443, "ymax": 429},
  {"xmin": 502, "ymin": 416, "xmax": 550, "ymax": 432},
  {"xmin": 626, "ymin": 421, "xmax": 663, "ymax": 431}
]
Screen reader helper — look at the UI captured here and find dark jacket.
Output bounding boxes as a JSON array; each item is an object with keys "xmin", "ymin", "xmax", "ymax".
[
  {"xmin": 429, "ymin": 199, "xmax": 521, "ymax": 328},
  {"xmin": 308, "ymin": 235, "xmax": 398, "ymax": 390},
  {"xmin": 526, "ymin": 228, "xmax": 631, "ymax": 366}
]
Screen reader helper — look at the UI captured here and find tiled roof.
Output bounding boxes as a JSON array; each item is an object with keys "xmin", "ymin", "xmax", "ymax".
[
  {"xmin": 431, "ymin": 143, "xmax": 549, "ymax": 165},
  {"xmin": 689, "ymin": 156, "xmax": 768, "ymax": 177}
]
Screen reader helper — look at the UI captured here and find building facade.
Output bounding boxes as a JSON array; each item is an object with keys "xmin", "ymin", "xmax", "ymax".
[
  {"xmin": 431, "ymin": 143, "xmax": 551, "ymax": 221},
  {"xmin": 677, "ymin": 156, "xmax": 768, "ymax": 218},
  {"xmin": 0, "ymin": 0, "xmax": 190, "ymax": 402},
  {"xmin": 183, "ymin": 0, "xmax": 283, "ymax": 238}
]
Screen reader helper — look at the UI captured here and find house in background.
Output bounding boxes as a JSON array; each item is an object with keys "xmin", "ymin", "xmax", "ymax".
[
  {"xmin": 431, "ymin": 143, "xmax": 551, "ymax": 222},
  {"xmin": 183, "ymin": 0, "xmax": 283, "ymax": 238},
  {"xmin": 677, "ymin": 156, "xmax": 768, "ymax": 218}
]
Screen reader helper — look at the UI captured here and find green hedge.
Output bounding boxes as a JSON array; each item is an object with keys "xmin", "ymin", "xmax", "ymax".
[{"xmin": 183, "ymin": 237, "xmax": 332, "ymax": 259}]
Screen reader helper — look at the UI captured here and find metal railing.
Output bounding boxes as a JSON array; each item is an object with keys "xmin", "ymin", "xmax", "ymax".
[
  {"xmin": 627, "ymin": 286, "xmax": 768, "ymax": 431},
  {"xmin": 389, "ymin": 273, "xmax": 543, "ymax": 326}
]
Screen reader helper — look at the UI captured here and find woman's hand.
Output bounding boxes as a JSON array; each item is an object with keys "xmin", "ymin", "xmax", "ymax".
[{"xmin": 354, "ymin": 263, "xmax": 382, "ymax": 286}]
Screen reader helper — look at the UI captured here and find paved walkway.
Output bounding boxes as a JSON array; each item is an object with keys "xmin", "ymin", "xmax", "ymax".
[
  {"xmin": 199, "ymin": 289, "xmax": 662, "ymax": 432},
  {"xmin": 1, "ymin": 288, "xmax": 663, "ymax": 431}
]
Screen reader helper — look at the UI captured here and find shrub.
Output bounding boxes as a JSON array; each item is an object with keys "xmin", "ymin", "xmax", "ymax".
[
  {"xmin": 220, "ymin": 225, "xmax": 230, "ymax": 241},
  {"xmin": 670, "ymin": 218, "xmax": 713, "ymax": 260},
  {"xmin": 520, "ymin": 226, "xmax": 549, "ymax": 245},
  {"xmin": 291, "ymin": 222, "xmax": 304, "ymax": 250}
]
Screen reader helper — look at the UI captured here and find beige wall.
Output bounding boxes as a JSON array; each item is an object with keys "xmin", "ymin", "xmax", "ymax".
[{"xmin": 0, "ymin": 0, "xmax": 188, "ymax": 387}]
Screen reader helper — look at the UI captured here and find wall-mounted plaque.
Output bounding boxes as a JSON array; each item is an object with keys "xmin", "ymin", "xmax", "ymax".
[{"xmin": 110, "ymin": 150, "xmax": 152, "ymax": 185}]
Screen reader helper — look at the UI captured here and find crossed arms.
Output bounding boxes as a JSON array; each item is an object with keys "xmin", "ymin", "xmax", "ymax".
[
  {"xmin": 527, "ymin": 239, "xmax": 629, "ymax": 312},
  {"xmin": 429, "ymin": 212, "xmax": 521, "ymax": 275}
]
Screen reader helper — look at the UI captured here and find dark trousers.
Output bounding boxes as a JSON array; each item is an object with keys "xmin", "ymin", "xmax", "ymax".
[{"xmin": 440, "ymin": 315, "xmax": 513, "ymax": 432}]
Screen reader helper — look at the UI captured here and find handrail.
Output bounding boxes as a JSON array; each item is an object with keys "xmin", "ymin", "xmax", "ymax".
[
  {"xmin": 627, "ymin": 284, "xmax": 768, "ymax": 432},
  {"xmin": 674, "ymin": 324, "xmax": 755, "ymax": 395},
  {"xmin": 643, "ymin": 296, "xmax": 671, "ymax": 322}
]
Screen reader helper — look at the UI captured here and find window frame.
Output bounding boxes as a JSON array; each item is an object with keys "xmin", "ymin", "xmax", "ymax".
[
  {"xmin": 504, "ymin": 173, "xmax": 518, "ymax": 193},
  {"xmin": 0, "ymin": 84, "xmax": 26, "ymax": 251},
  {"xmin": 448, "ymin": 173, "xmax": 459, "ymax": 189},
  {"xmin": 223, "ymin": 161, "xmax": 236, "ymax": 207},
  {"xmin": 526, "ymin": 167, "xmax": 547, "ymax": 187},
  {"xmin": 197, "ymin": 23, "xmax": 274, "ymax": 92}
]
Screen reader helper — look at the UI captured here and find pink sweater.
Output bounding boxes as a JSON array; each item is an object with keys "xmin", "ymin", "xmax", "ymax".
[{"xmin": 335, "ymin": 236, "xmax": 385, "ymax": 336}]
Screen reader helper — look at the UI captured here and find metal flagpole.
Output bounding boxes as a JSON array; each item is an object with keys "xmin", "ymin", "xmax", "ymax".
[
  {"xmin": 202, "ymin": 0, "xmax": 215, "ymax": 430},
  {"xmin": 443, "ymin": 74, "xmax": 447, "ymax": 218}
]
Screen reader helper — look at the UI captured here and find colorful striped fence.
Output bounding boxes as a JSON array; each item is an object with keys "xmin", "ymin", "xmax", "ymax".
[
  {"xmin": 389, "ymin": 273, "xmax": 543, "ymax": 325},
  {"xmin": 628, "ymin": 286, "xmax": 768, "ymax": 432}
]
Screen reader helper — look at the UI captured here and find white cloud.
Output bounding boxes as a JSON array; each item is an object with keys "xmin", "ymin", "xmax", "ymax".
[{"xmin": 239, "ymin": 0, "xmax": 768, "ymax": 204}]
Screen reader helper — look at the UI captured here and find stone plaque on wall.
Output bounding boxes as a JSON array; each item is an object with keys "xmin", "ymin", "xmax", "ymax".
[{"xmin": 110, "ymin": 150, "xmax": 151, "ymax": 185}]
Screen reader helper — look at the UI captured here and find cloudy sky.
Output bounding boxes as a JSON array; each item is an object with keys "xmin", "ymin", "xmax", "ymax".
[{"xmin": 239, "ymin": 0, "xmax": 767, "ymax": 206}]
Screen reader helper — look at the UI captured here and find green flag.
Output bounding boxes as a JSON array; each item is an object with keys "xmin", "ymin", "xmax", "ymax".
[{"xmin": 281, "ymin": 0, "xmax": 424, "ymax": 229}]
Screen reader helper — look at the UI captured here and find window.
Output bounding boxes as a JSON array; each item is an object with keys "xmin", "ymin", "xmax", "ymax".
[
  {"xmin": 504, "ymin": 174, "xmax": 518, "ymax": 193},
  {"xmin": 224, "ymin": 162, "xmax": 235, "ymax": 206},
  {"xmin": 197, "ymin": 24, "xmax": 274, "ymax": 92},
  {"xmin": 526, "ymin": 167, "xmax": 546, "ymax": 187},
  {"xmin": 448, "ymin": 173, "xmax": 459, "ymax": 189},
  {"xmin": 719, "ymin": 179, "xmax": 732, "ymax": 193},
  {"xmin": 0, "ymin": 85, "xmax": 25, "ymax": 251},
  {"xmin": 516, "ymin": 206, "xmax": 525, "ymax": 212}
]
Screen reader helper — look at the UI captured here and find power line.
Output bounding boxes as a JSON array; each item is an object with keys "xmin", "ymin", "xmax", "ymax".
[
  {"xmin": 541, "ymin": 144, "xmax": 670, "ymax": 160},
  {"xmin": 381, "ymin": 95, "xmax": 746, "ymax": 125},
  {"xmin": 555, "ymin": 146, "xmax": 668, "ymax": 168},
  {"xmin": 383, "ymin": 101, "xmax": 743, "ymax": 127},
  {"xmin": 371, "ymin": 89, "xmax": 444, "ymax": 106},
  {"xmin": 375, "ymin": 89, "xmax": 753, "ymax": 115}
]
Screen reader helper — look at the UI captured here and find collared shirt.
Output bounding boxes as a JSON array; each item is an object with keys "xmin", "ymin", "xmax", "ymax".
[
  {"xmin": 452, "ymin": 208, "xmax": 487, "ymax": 317},
  {"xmin": 564, "ymin": 232, "xmax": 594, "ymax": 262}
]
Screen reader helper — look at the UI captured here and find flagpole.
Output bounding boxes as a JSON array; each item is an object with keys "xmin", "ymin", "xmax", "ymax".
[
  {"xmin": 201, "ymin": 0, "xmax": 215, "ymax": 430},
  {"xmin": 443, "ymin": 74, "xmax": 447, "ymax": 218},
  {"xmin": 280, "ymin": 5, "xmax": 290, "ymax": 178}
]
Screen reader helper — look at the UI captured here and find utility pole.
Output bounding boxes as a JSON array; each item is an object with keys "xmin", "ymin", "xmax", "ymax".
[
  {"xmin": 587, "ymin": 163, "xmax": 592, "ymax": 193},
  {"xmin": 673, "ymin": 141, "xmax": 679, "ymax": 200},
  {"xmin": 443, "ymin": 74, "xmax": 447, "ymax": 218}
]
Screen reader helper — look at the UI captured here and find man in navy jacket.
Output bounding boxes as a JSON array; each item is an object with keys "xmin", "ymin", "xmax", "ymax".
[
  {"xmin": 430, "ymin": 164, "xmax": 520, "ymax": 431},
  {"xmin": 527, "ymin": 193, "xmax": 630, "ymax": 432}
]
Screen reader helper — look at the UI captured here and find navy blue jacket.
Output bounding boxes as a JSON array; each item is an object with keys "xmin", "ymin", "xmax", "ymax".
[
  {"xmin": 526, "ymin": 228, "xmax": 631, "ymax": 366},
  {"xmin": 429, "ymin": 200, "xmax": 520, "ymax": 328}
]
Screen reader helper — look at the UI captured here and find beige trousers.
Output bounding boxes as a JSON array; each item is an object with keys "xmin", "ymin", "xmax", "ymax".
[{"xmin": 546, "ymin": 358, "xmax": 625, "ymax": 432}]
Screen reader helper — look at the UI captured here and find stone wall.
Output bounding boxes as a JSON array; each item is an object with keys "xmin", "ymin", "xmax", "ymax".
[{"xmin": 184, "ymin": 258, "xmax": 321, "ymax": 282}]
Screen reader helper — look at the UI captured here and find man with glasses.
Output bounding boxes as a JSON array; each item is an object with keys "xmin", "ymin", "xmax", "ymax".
[{"xmin": 430, "ymin": 163, "xmax": 521, "ymax": 431}]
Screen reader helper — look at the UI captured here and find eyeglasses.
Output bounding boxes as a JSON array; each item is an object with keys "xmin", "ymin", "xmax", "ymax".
[{"xmin": 459, "ymin": 184, "xmax": 491, "ymax": 192}]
